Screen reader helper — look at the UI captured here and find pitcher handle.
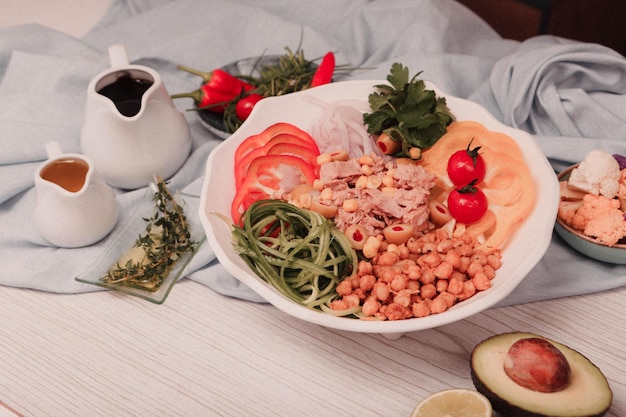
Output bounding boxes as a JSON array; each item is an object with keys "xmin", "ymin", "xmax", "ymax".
[
  {"xmin": 45, "ymin": 141, "xmax": 63, "ymax": 160},
  {"xmin": 108, "ymin": 44, "xmax": 130, "ymax": 69}
]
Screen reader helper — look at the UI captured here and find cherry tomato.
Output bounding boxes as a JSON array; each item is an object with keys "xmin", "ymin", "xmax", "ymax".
[
  {"xmin": 447, "ymin": 182, "xmax": 488, "ymax": 224},
  {"xmin": 235, "ymin": 93, "xmax": 263, "ymax": 121},
  {"xmin": 447, "ymin": 139, "xmax": 486, "ymax": 186}
]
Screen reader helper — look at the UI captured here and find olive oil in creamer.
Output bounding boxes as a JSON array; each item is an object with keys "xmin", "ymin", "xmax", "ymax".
[
  {"xmin": 97, "ymin": 76, "xmax": 153, "ymax": 117},
  {"xmin": 40, "ymin": 158, "xmax": 89, "ymax": 192}
]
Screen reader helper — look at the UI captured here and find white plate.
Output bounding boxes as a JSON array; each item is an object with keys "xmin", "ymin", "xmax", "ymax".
[{"xmin": 199, "ymin": 80, "xmax": 559, "ymax": 337}]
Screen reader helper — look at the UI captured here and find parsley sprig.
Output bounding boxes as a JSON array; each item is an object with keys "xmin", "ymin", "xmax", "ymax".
[{"xmin": 363, "ymin": 63, "xmax": 455, "ymax": 158}]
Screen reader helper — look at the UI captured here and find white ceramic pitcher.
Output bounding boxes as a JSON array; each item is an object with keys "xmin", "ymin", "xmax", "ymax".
[
  {"xmin": 34, "ymin": 142, "xmax": 119, "ymax": 248},
  {"xmin": 81, "ymin": 45, "xmax": 191, "ymax": 189}
]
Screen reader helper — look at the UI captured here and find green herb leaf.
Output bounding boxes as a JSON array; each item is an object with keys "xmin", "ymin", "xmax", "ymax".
[{"xmin": 363, "ymin": 63, "xmax": 455, "ymax": 159}]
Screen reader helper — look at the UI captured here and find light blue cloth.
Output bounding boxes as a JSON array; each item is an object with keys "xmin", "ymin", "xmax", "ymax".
[{"xmin": 1, "ymin": 0, "xmax": 625, "ymax": 305}]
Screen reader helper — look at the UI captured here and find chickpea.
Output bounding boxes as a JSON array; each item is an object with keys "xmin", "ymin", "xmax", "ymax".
[
  {"xmin": 420, "ymin": 269, "xmax": 436, "ymax": 285},
  {"xmin": 447, "ymin": 276, "xmax": 464, "ymax": 295},
  {"xmin": 372, "ymin": 282, "xmax": 390, "ymax": 301},
  {"xmin": 429, "ymin": 296, "xmax": 448, "ymax": 314},
  {"xmin": 472, "ymin": 272, "xmax": 491, "ymax": 291},
  {"xmin": 435, "ymin": 279, "xmax": 448, "ymax": 293},
  {"xmin": 393, "ymin": 289, "xmax": 412, "ymax": 307},
  {"xmin": 457, "ymin": 280, "xmax": 476, "ymax": 301},
  {"xmin": 362, "ymin": 297, "xmax": 381, "ymax": 316},
  {"xmin": 440, "ymin": 291, "xmax": 456, "ymax": 308},
  {"xmin": 412, "ymin": 301, "xmax": 431, "ymax": 318},
  {"xmin": 359, "ymin": 274, "xmax": 376, "ymax": 292},
  {"xmin": 357, "ymin": 260, "xmax": 373, "ymax": 275},
  {"xmin": 344, "ymin": 293, "xmax": 361, "ymax": 308},
  {"xmin": 362, "ymin": 235, "xmax": 381, "ymax": 259},
  {"xmin": 335, "ymin": 279, "xmax": 353, "ymax": 296},
  {"xmin": 433, "ymin": 261, "xmax": 453, "ymax": 279},
  {"xmin": 390, "ymin": 275, "xmax": 408, "ymax": 292},
  {"xmin": 420, "ymin": 283, "xmax": 437, "ymax": 300}
]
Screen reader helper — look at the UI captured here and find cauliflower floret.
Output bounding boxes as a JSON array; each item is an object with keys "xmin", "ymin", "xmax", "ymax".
[
  {"xmin": 584, "ymin": 212, "xmax": 626, "ymax": 246},
  {"xmin": 568, "ymin": 150, "xmax": 621, "ymax": 199},
  {"xmin": 567, "ymin": 194, "xmax": 626, "ymax": 246}
]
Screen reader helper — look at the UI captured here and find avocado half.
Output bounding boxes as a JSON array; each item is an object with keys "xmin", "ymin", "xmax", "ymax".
[{"xmin": 470, "ymin": 332, "xmax": 613, "ymax": 417}]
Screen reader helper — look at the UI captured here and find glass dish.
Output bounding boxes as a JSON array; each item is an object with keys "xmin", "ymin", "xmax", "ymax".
[{"xmin": 76, "ymin": 187, "xmax": 205, "ymax": 304}]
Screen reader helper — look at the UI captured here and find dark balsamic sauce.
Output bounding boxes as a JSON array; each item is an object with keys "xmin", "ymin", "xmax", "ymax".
[{"xmin": 97, "ymin": 76, "xmax": 153, "ymax": 117}]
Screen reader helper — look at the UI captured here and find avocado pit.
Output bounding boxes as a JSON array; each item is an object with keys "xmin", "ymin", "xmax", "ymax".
[{"xmin": 503, "ymin": 337, "xmax": 571, "ymax": 393}]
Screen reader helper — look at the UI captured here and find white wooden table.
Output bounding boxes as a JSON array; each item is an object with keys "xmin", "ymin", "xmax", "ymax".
[
  {"xmin": 1, "ymin": 2, "xmax": 624, "ymax": 415},
  {"xmin": 1, "ymin": 280, "xmax": 624, "ymax": 416}
]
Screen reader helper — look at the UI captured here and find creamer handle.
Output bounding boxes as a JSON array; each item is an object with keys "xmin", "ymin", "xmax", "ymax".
[{"xmin": 45, "ymin": 141, "xmax": 63, "ymax": 160}]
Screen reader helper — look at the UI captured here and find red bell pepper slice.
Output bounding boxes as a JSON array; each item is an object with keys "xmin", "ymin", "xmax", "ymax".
[
  {"xmin": 234, "ymin": 122, "xmax": 319, "ymax": 164},
  {"xmin": 234, "ymin": 133, "xmax": 320, "ymax": 188},
  {"xmin": 231, "ymin": 154, "xmax": 318, "ymax": 224}
]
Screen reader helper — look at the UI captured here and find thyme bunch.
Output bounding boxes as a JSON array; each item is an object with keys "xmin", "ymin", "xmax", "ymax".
[{"xmin": 102, "ymin": 177, "xmax": 198, "ymax": 291}]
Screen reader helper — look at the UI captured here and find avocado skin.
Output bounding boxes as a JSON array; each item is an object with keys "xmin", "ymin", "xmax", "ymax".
[{"xmin": 470, "ymin": 332, "xmax": 612, "ymax": 417}]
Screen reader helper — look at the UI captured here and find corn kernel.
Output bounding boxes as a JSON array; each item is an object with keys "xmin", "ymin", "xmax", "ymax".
[
  {"xmin": 313, "ymin": 179, "xmax": 324, "ymax": 191},
  {"xmin": 317, "ymin": 153, "xmax": 332, "ymax": 165},
  {"xmin": 366, "ymin": 175, "xmax": 382, "ymax": 189},
  {"xmin": 382, "ymin": 174, "xmax": 394, "ymax": 188},
  {"xmin": 342, "ymin": 199, "xmax": 358, "ymax": 212},
  {"xmin": 358, "ymin": 154, "xmax": 375, "ymax": 166},
  {"xmin": 381, "ymin": 186, "xmax": 395, "ymax": 198},
  {"xmin": 361, "ymin": 164, "xmax": 373, "ymax": 176},
  {"xmin": 320, "ymin": 187, "xmax": 333, "ymax": 200},
  {"xmin": 355, "ymin": 175, "xmax": 368, "ymax": 188}
]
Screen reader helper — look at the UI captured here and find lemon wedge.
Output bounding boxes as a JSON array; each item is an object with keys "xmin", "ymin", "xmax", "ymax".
[{"xmin": 410, "ymin": 388, "xmax": 493, "ymax": 417}]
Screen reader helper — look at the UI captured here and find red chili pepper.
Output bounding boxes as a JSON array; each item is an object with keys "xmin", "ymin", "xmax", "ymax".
[
  {"xmin": 310, "ymin": 52, "xmax": 335, "ymax": 87},
  {"xmin": 170, "ymin": 84, "xmax": 236, "ymax": 112},
  {"xmin": 235, "ymin": 93, "xmax": 263, "ymax": 121},
  {"xmin": 177, "ymin": 65, "xmax": 254, "ymax": 94}
]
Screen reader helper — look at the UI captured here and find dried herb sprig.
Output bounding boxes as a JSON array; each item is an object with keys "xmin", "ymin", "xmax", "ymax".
[{"xmin": 101, "ymin": 177, "xmax": 198, "ymax": 292}]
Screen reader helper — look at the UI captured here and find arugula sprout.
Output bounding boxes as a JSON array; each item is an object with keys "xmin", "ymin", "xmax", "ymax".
[{"xmin": 363, "ymin": 63, "xmax": 455, "ymax": 158}]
